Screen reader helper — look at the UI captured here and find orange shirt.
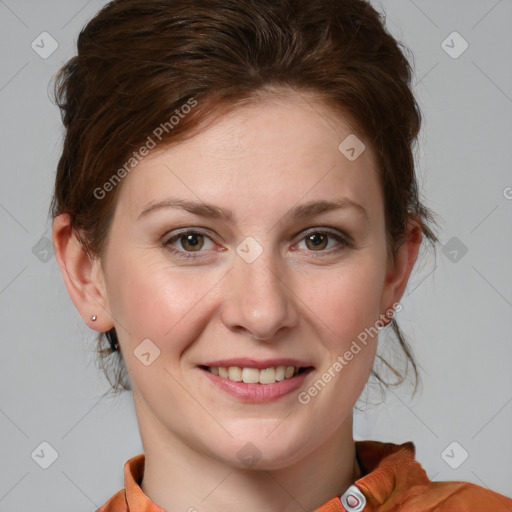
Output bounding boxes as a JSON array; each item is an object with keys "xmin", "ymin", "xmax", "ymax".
[{"xmin": 96, "ymin": 440, "xmax": 512, "ymax": 511}]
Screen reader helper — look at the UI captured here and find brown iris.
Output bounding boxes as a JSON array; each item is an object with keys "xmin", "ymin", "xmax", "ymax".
[
  {"xmin": 304, "ymin": 232, "xmax": 329, "ymax": 251},
  {"xmin": 180, "ymin": 233, "xmax": 205, "ymax": 251}
]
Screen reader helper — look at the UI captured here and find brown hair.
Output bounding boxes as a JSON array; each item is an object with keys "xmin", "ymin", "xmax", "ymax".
[{"xmin": 50, "ymin": 0, "xmax": 438, "ymax": 397}]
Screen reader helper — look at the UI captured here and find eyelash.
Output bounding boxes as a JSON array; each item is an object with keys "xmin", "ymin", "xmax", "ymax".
[{"xmin": 162, "ymin": 228, "xmax": 353, "ymax": 260}]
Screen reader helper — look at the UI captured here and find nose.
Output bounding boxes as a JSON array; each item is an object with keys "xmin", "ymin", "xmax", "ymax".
[{"xmin": 220, "ymin": 248, "xmax": 299, "ymax": 341}]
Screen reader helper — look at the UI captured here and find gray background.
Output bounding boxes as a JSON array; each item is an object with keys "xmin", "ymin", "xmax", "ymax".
[{"xmin": 1, "ymin": 0, "xmax": 511, "ymax": 510}]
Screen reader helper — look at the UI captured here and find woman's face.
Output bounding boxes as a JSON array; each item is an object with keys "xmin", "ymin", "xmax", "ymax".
[{"xmin": 96, "ymin": 92, "xmax": 412, "ymax": 468}]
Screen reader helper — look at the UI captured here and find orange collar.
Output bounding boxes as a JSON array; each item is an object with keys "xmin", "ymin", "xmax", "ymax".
[{"xmin": 97, "ymin": 440, "xmax": 512, "ymax": 511}]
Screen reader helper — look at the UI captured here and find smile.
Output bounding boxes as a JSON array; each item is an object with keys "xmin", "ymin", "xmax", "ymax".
[{"xmin": 198, "ymin": 360, "xmax": 314, "ymax": 402}]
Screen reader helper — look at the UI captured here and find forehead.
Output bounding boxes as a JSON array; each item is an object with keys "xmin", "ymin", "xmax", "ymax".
[{"xmin": 114, "ymin": 92, "xmax": 382, "ymax": 223}]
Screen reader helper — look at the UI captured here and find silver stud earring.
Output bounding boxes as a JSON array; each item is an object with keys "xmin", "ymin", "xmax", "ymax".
[{"xmin": 90, "ymin": 315, "xmax": 97, "ymax": 321}]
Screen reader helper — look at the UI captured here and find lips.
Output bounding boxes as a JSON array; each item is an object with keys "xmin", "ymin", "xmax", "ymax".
[{"xmin": 199, "ymin": 360, "xmax": 314, "ymax": 403}]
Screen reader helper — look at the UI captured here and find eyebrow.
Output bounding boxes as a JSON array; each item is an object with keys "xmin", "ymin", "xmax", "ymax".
[{"xmin": 137, "ymin": 197, "xmax": 368, "ymax": 223}]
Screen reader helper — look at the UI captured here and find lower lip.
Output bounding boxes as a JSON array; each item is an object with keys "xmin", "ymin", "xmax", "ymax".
[{"xmin": 199, "ymin": 367, "xmax": 313, "ymax": 403}]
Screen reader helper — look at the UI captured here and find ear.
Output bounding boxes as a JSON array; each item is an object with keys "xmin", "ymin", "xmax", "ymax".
[
  {"xmin": 379, "ymin": 219, "xmax": 423, "ymax": 316},
  {"xmin": 52, "ymin": 214, "xmax": 114, "ymax": 332}
]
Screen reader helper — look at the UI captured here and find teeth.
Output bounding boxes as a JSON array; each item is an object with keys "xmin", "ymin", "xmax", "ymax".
[
  {"xmin": 242, "ymin": 367, "xmax": 260, "ymax": 384},
  {"xmin": 228, "ymin": 367, "xmax": 242, "ymax": 382},
  {"xmin": 275, "ymin": 366, "xmax": 286, "ymax": 381},
  {"xmin": 208, "ymin": 365, "xmax": 302, "ymax": 384},
  {"xmin": 259, "ymin": 367, "xmax": 276, "ymax": 384}
]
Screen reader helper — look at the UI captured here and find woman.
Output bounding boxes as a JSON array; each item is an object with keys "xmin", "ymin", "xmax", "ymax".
[{"xmin": 50, "ymin": 0, "xmax": 512, "ymax": 510}]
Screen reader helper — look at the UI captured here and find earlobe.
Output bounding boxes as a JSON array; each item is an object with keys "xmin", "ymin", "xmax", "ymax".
[
  {"xmin": 52, "ymin": 214, "xmax": 113, "ymax": 332},
  {"xmin": 380, "ymin": 220, "xmax": 423, "ymax": 314}
]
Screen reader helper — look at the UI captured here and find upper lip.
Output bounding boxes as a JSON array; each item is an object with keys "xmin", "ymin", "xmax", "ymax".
[{"xmin": 200, "ymin": 358, "xmax": 314, "ymax": 370}]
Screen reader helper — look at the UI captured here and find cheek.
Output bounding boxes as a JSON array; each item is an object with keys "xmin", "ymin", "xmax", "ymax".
[
  {"xmin": 305, "ymin": 255, "xmax": 387, "ymax": 351},
  {"xmin": 104, "ymin": 250, "xmax": 224, "ymax": 350},
  {"xmin": 296, "ymin": 262, "xmax": 384, "ymax": 412}
]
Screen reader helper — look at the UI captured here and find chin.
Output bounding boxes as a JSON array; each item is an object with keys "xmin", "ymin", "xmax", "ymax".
[{"xmin": 209, "ymin": 421, "xmax": 315, "ymax": 471}]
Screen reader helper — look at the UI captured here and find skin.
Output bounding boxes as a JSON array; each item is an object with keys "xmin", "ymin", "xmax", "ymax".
[{"xmin": 53, "ymin": 91, "xmax": 421, "ymax": 512}]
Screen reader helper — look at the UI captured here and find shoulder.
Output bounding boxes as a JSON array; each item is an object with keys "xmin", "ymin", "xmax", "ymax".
[
  {"xmin": 354, "ymin": 440, "xmax": 512, "ymax": 512},
  {"xmin": 409, "ymin": 479, "xmax": 512, "ymax": 512}
]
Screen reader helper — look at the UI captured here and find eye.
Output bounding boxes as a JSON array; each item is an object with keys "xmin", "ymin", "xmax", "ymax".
[
  {"xmin": 164, "ymin": 229, "xmax": 216, "ymax": 258},
  {"xmin": 295, "ymin": 229, "xmax": 351, "ymax": 255}
]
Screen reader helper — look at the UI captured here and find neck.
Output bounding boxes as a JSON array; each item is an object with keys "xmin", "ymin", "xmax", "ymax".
[{"xmin": 139, "ymin": 411, "xmax": 361, "ymax": 512}]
